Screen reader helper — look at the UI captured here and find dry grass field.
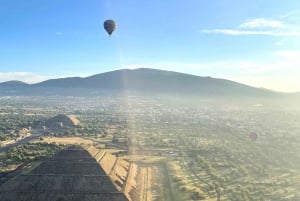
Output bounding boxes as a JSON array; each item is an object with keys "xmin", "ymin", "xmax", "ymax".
[{"xmin": 33, "ymin": 136, "xmax": 94, "ymax": 145}]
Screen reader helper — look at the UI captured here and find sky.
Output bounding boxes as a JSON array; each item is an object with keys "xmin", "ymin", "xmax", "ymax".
[{"xmin": 1, "ymin": 0, "xmax": 300, "ymax": 92}]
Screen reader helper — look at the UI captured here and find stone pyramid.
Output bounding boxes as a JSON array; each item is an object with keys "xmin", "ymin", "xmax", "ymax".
[{"xmin": 0, "ymin": 145, "xmax": 128, "ymax": 201}]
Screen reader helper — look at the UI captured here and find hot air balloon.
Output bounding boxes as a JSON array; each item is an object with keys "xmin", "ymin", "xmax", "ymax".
[
  {"xmin": 103, "ymin": 19, "xmax": 117, "ymax": 36},
  {"xmin": 249, "ymin": 132, "xmax": 258, "ymax": 141}
]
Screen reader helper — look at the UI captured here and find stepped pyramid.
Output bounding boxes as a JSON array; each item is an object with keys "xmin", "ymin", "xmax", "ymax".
[{"xmin": 0, "ymin": 145, "xmax": 128, "ymax": 201}]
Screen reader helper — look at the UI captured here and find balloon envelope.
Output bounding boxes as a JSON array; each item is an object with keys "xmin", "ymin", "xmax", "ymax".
[
  {"xmin": 249, "ymin": 132, "xmax": 258, "ymax": 141},
  {"xmin": 103, "ymin": 20, "xmax": 117, "ymax": 36}
]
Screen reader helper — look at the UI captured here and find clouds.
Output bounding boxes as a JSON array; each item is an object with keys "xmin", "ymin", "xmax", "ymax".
[
  {"xmin": 201, "ymin": 27, "xmax": 300, "ymax": 37},
  {"xmin": 279, "ymin": 9, "xmax": 300, "ymax": 21},
  {"xmin": 199, "ymin": 12, "xmax": 300, "ymax": 92},
  {"xmin": 201, "ymin": 29, "xmax": 300, "ymax": 36},
  {"xmin": 239, "ymin": 18, "xmax": 284, "ymax": 29},
  {"xmin": 216, "ymin": 51, "xmax": 300, "ymax": 92},
  {"xmin": 123, "ymin": 49, "xmax": 300, "ymax": 76},
  {"xmin": 0, "ymin": 72, "xmax": 48, "ymax": 84},
  {"xmin": 201, "ymin": 15, "xmax": 300, "ymax": 37},
  {"xmin": 274, "ymin": 50, "xmax": 300, "ymax": 60},
  {"xmin": 228, "ymin": 75, "xmax": 300, "ymax": 93}
]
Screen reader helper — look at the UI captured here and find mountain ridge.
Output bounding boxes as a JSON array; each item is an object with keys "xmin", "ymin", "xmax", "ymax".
[
  {"xmin": 0, "ymin": 68, "xmax": 297, "ymax": 97},
  {"xmin": 0, "ymin": 80, "xmax": 29, "ymax": 86}
]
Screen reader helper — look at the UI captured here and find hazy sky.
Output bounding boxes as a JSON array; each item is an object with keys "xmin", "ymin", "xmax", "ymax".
[{"xmin": 1, "ymin": 0, "xmax": 300, "ymax": 92}]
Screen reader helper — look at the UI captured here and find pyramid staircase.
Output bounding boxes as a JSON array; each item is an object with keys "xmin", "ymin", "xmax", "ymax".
[{"xmin": 0, "ymin": 145, "xmax": 128, "ymax": 201}]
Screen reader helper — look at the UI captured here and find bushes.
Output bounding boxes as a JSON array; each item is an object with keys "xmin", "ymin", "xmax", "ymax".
[
  {"xmin": 191, "ymin": 191, "xmax": 205, "ymax": 200},
  {"xmin": 6, "ymin": 143, "xmax": 64, "ymax": 162}
]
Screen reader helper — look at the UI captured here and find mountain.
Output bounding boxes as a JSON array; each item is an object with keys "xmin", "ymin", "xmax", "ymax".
[
  {"xmin": 0, "ymin": 80, "xmax": 28, "ymax": 86},
  {"xmin": 0, "ymin": 68, "xmax": 290, "ymax": 97}
]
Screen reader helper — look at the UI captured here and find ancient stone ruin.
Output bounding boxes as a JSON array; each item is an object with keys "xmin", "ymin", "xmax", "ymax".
[{"xmin": 0, "ymin": 145, "xmax": 128, "ymax": 201}]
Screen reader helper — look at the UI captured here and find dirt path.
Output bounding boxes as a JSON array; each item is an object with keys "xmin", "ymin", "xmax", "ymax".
[
  {"xmin": 140, "ymin": 167, "xmax": 152, "ymax": 201},
  {"xmin": 161, "ymin": 163, "xmax": 175, "ymax": 201}
]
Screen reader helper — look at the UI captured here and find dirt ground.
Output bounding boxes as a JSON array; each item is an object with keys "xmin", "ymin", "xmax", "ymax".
[{"xmin": 33, "ymin": 136, "xmax": 94, "ymax": 145}]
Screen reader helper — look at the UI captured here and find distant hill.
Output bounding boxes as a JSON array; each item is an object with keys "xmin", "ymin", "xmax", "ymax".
[
  {"xmin": 0, "ymin": 80, "xmax": 28, "ymax": 86},
  {"xmin": 0, "ymin": 68, "xmax": 293, "ymax": 98}
]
